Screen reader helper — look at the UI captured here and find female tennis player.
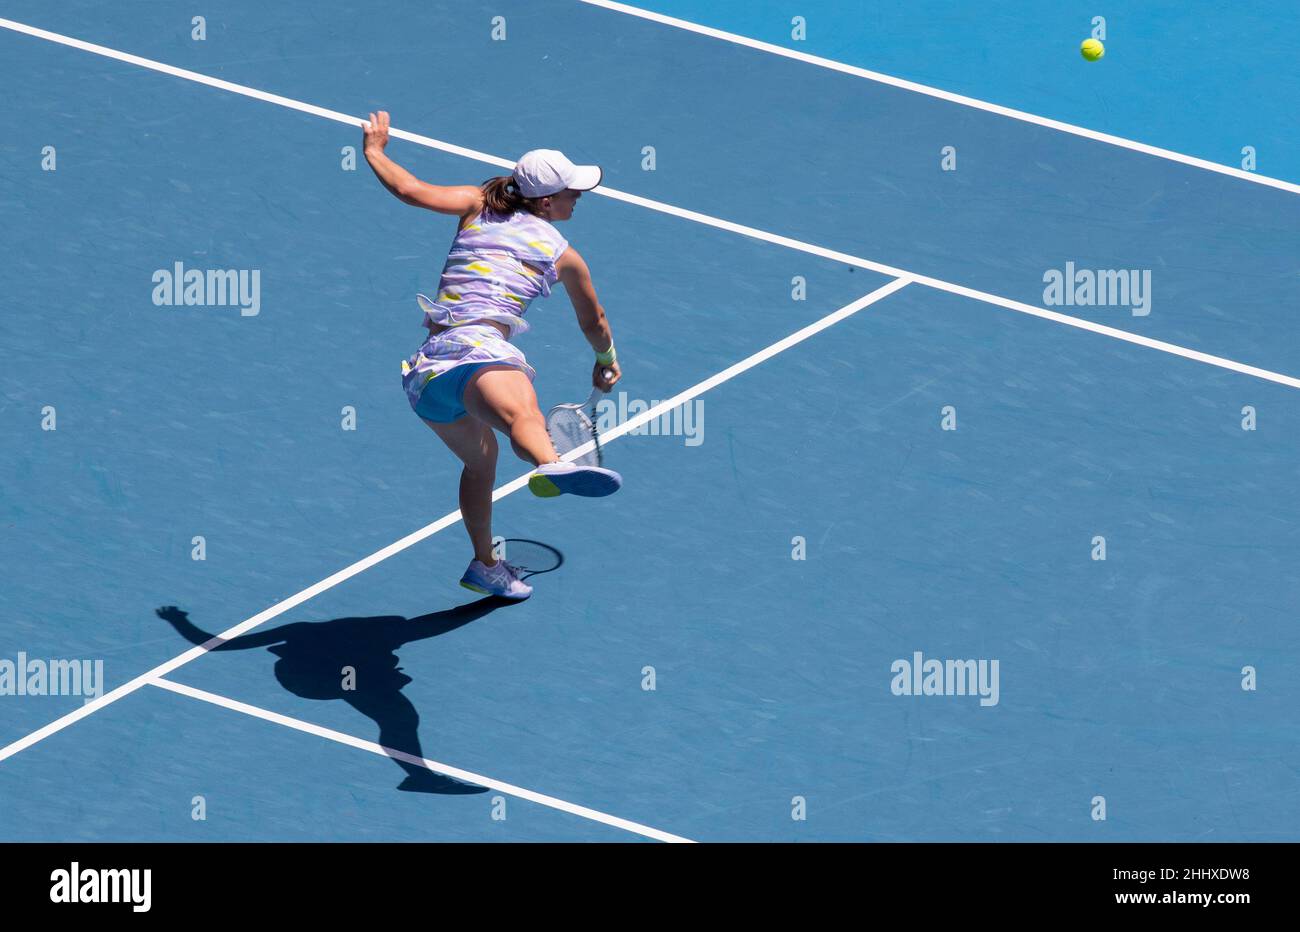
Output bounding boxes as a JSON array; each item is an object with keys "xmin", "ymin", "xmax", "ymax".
[{"xmin": 363, "ymin": 112, "xmax": 621, "ymax": 601}]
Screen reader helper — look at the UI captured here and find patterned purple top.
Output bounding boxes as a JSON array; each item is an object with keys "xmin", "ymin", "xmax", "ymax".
[
  {"xmin": 422, "ymin": 206, "xmax": 570, "ymax": 338},
  {"xmin": 400, "ymin": 206, "xmax": 568, "ymax": 409}
]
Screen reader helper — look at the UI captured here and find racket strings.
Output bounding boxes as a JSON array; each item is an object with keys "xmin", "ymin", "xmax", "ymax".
[
  {"xmin": 547, "ymin": 407, "xmax": 600, "ymax": 466},
  {"xmin": 497, "ymin": 539, "xmax": 564, "ymax": 578}
]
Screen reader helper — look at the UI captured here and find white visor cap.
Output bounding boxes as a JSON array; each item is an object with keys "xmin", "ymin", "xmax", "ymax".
[{"xmin": 511, "ymin": 149, "xmax": 602, "ymax": 198}]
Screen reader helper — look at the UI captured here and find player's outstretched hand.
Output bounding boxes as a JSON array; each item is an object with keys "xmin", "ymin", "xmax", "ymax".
[{"xmin": 364, "ymin": 111, "xmax": 390, "ymax": 154}]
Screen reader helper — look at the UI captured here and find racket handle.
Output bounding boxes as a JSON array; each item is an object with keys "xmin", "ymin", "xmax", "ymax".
[{"xmin": 600, "ymin": 367, "xmax": 615, "ymax": 384}]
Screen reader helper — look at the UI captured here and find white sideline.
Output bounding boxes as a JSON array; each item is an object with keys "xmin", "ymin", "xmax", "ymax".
[
  {"xmin": 149, "ymin": 677, "xmax": 694, "ymax": 843},
  {"xmin": 0, "ymin": 281, "xmax": 908, "ymax": 764},
  {"xmin": 577, "ymin": 0, "xmax": 1300, "ymax": 196}
]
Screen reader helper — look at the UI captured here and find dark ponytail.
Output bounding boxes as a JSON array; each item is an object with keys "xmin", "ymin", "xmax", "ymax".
[{"xmin": 481, "ymin": 175, "xmax": 544, "ymax": 217}]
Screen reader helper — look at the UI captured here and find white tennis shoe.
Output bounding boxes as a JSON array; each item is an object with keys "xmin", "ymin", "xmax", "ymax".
[
  {"xmin": 459, "ymin": 559, "xmax": 532, "ymax": 600},
  {"xmin": 528, "ymin": 461, "xmax": 623, "ymax": 498}
]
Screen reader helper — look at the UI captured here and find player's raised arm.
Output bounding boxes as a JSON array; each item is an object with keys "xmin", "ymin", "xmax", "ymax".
[{"xmin": 362, "ymin": 111, "xmax": 484, "ymax": 216}]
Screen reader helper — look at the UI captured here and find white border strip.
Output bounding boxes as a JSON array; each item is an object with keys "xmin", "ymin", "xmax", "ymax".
[
  {"xmin": 2, "ymin": 17, "xmax": 1297, "ymax": 389},
  {"xmin": 0, "ymin": 281, "xmax": 908, "ymax": 764},
  {"xmin": 564, "ymin": 278, "xmax": 912, "ymax": 461},
  {"xmin": 0, "ymin": 16, "xmax": 505, "ymax": 166},
  {"xmin": 595, "ymin": 188, "xmax": 1300, "ymax": 390},
  {"xmin": 577, "ymin": 0, "xmax": 1300, "ymax": 196},
  {"xmin": 149, "ymin": 677, "xmax": 693, "ymax": 843}
]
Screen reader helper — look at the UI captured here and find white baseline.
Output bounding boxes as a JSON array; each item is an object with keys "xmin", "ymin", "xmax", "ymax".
[{"xmin": 149, "ymin": 676, "xmax": 694, "ymax": 843}]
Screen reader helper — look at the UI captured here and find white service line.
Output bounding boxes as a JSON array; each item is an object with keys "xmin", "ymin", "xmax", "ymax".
[
  {"xmin": 563, "ymin": 278, "xmax": 912, "ymax": 462},
  {"xmin": 148, "ymin": 676, "xmax": 693, "ymax": 843},
  {"xmin": 598, "ymin": 189, "xmax": 1300, "ymax": 391},
  {"xmin": 0, "ymin": 281, "xmax": 909, "ymax": 764},
  {"xmin": 0, "ymin": 497, "xmax": 506, "ymax": 764},
  {"xmin": 577, "ymin": 0, "xmax": 1300, "ymax": 197},
  {"xmin": 3, "ymin": 17, "xmax": 1297, "ymax": 389}
]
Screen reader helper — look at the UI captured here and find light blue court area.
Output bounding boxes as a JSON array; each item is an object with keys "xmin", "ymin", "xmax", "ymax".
[
  {"xmin": 626, "ymin": 0, "xmax": 1300, "ymax": 186},
  {"xmin": 1, "ymin": 1, "xmax": 1297, "ymax": 841}
]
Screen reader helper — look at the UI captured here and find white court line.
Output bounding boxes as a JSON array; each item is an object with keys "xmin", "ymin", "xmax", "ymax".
[
  {"xmin": 577, "ymin": 0, "xmax": 1300, "ymax": 197},
  {"xmin": 0, "ymin": 17, "xmax": 508, "ymax": 168},
  {"xmin": 0, "ymin": 280, "xmax": 909, "ymax": 764},
  {"xmin": 597, "ymin": 189, "xmax": 1300, "ymax": 391},
  {"xmin": 2, "ymin": 17, "xmax": 1297, "ymax": 389},
  {"xmin": 148, "ymin": 677, "xmax": 693, "ymax": 843},
  {"xmin": 566, "ymin": 279, "xmax": 912, "ymax": 460}
]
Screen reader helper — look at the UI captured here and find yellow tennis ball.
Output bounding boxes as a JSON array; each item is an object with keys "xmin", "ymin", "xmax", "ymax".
[{"xmin": 1081, "ymin": 38, "xmax": 1104, "ymax": 61}]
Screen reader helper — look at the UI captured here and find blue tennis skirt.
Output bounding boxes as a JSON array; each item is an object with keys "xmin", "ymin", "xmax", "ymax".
[
  {"xmin": 402, "ymin": 323, "xmax": 536, "ymax": 424},
  {"xmin": 412, "ymin": 361, "xmax": 497, "ymax": 423}
]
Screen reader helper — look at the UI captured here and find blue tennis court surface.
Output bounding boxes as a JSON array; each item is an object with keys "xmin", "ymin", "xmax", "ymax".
[{"xmin": 2, "ymin": 1, "xmax": 1297, "ymax": 842}]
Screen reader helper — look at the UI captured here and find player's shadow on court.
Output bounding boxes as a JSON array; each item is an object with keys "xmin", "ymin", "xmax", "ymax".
[{"xmin": 155, "ymin": 597, "xmax": 516, "ymax": 795}]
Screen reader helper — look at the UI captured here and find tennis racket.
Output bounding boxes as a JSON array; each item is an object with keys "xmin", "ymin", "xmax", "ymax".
[
  {"xmin": 545, "ymin": 368, "xmax": 614, "ymax": 467},
  {"xmin": 496, "ymin": 539, "xmax": 564, "ymax": 579}
]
